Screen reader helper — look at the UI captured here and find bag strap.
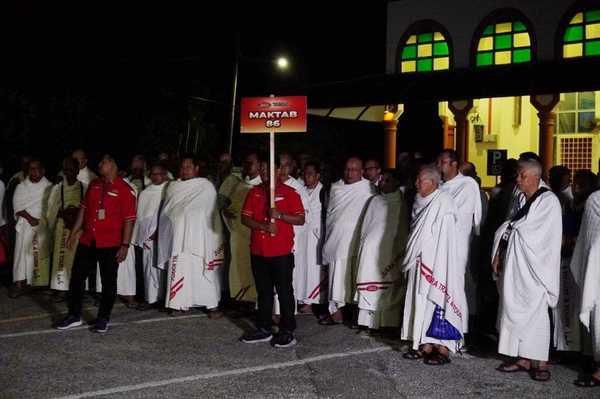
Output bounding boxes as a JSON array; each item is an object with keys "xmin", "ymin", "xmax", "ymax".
[{"xmin": 510, "ymin": 187, "xmax": 549, "ymax": 223}]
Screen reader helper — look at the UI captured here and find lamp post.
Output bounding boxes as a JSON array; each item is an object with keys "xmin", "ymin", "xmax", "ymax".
[{"xmin": 227, "ymin": 38, "xmax": 289, "ymax": 156}]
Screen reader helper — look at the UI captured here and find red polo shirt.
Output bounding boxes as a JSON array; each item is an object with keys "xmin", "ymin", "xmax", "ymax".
[
  {"xmin": 79, "ymin": 177, "xmax": 137, "ymax": 248},
  {"xmin": 242, "ymin": 182, "xmax": 304, "ymax": 257}
]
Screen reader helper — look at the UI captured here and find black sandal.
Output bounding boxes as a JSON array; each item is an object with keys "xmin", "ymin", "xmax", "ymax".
[
  {"xmin": 424, "ymin": 351, "xmax": 451, "ymax": 366},
  {"xmin": 529, "ymin": 368, "xmax": 551, "ymax": 382},
  {"xmin": 402, "ymin": 350, "xmax": 424, "ymax": 360},
  {"xmin": 317, "ymin": 315, "xmax": 340, "ymax": 326},
  {"xmin": 574, "ymin": 376, "xmax": 600, "ymax": 388}
]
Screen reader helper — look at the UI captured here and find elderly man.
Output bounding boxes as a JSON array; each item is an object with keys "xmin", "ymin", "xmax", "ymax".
[
  {"xmin": 157, "ymin": 154, "xmax": 224, "ymax": 318},
  {"xmin": 364, "ymin": 159, "xmax": 382, "ymax": 188},
  {"xmin": 10, "ymin": 159, "xmax": 53, "ymax": 297},
  {"xmin": 220, "ymin": 152, "xmax": 262, "ymax": 304},
  {"xmin": 72, "ymin": 149, "xmax": 97, "ymax": 188},
  {"xmin": 570, "ymin": 190, "xmax": 600, "ymax": 387},
  {"xmin": 47, "ymin": 157, "xmax": 86, "ymax": 300},
  {"xmin": 401, "ymin": 165, "xmax": 462, "ymax": 365},
  {"xmin": 492, "ymin": 159, "xmax": 561, "ymax": 381},
  {"xmin": 321, "ymin": 157, "xmax": 375, "ymax": 324},
  {"xmin": 437, "ymin": 150, "xmax": 481, "ymax": 333},
  {"xmin": 56, "ymin": 154, "xmax": 136, "ymax": 333},
  {"xmin": 131, "ymin": 163, "xmax": 169, "ymax": 309},
  {"xmin": 355, "ymin": 169, "xmax": 408, "ymax": 331}
]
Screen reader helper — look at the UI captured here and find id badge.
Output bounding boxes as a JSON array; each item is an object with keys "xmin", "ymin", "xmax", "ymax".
[{"xmin": 98, "ymin": 209, "xmax": 106, "ymax": 220}]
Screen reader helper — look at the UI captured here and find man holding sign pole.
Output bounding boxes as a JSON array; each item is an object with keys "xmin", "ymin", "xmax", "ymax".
[
  {"xmin": 238, "ymin": 96, "xmax": 307, "ymax": 347},
  {"xmin": 240, "ymin": 159, "xmax": 305, "ymax": 347}
]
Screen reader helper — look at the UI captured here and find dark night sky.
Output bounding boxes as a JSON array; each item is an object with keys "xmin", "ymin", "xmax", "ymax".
[{"xmin": 1, "ymin": 1, "xmax": 388, "ymax": 171}]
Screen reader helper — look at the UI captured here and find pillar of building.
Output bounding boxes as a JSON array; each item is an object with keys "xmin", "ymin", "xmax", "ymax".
[
  {"xmin": 530, "ymin": 94, "xmax": 560, "ymax": 176},
  {"xmin": 448, "ymin": 99, "xmax": 473, "ymax": 163},
  {"xmin": 383, "ymin": 105, "xmax": 403, "ymax": 168}
]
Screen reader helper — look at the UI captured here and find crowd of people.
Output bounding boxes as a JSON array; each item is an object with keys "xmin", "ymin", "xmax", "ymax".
[{"xmin": 0, "ymin": 147, "xmax": 599, "ymax": 387}]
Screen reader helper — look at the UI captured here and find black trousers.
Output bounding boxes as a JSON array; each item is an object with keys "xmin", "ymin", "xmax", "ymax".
[
  {"xmin": 68, "ymin": 242, "xmax": 119, "ymax": 321},
  {"xmin": 251, "ymin": 253, "xmax": 296, "ymax": 333}
]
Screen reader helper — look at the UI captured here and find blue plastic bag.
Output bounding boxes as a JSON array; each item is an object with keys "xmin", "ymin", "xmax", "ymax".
[{"xmin": 426, "ymin": 305, "xmax": 462, "ymax": 340}]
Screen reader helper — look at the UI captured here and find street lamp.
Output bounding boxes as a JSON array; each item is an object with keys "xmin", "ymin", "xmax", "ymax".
[{"xmin": 227, "ymin": 43, "xmax": 290, "ymax": 156}]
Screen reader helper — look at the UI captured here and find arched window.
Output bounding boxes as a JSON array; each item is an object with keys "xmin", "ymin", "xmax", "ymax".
[
  {"xmin": 562, "ymin": 9, "xmax": 600, "ymax": 58},
  {"xmin": 398, "ymin": 22, "xmax": 451, "ymax": 73},
  {"xmin": 473, "ymin": 11, "xmax": 534, "ymax": 67}
]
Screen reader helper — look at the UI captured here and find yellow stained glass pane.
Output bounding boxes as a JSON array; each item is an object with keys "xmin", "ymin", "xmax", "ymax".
[
  {"xmin": 401, "ymin": 60, "xmax": 416, "ymax": 72},
  {"xmin": 418, "ymin": 43, "xmax": 432, "ymax": 57},
  {"xmin": 406, "ymin": 35, "xmax": 417, "ymax": 44},
  {"xmin": 495, "ymin": 51, "xmax": 511, "ymax": 65},
  {"xmin": 433, "ymin": 57, "xmax": 449, "ymax": 70},
  {"xmin": 513, "ymin": 32, "xmax": 531, "ymax": 47},
  {"xmin": 570, "ymin": 12, "xmax": 583, "ymax": 24},
  {"xmin": 477, "ymin": 37, "xmax": 493, "ymax": 51},
  {"xmin": 563, "ymin": 43, "xmax": 583, "ymax": 58},
  {"xmin": 434, "ymin": 31, "xmax": 444, "ymax": 41},
  {"xmin": 496, "ymin": 22, "xmax": 512, "ymax": 34},
  {"xmin": 586, "ymin": 23, "xmax": 600, "ymax": 40}
]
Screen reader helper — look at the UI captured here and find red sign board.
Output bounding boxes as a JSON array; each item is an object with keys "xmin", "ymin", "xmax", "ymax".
[{"xmin": 240, "ymin": 96, "xmax": 307, "ymax": 133}]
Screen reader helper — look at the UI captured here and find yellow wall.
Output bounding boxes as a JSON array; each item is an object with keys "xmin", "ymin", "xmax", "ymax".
[{"xmin": 439, "ymin": 93, "xmax": 600, "ymax": 188}]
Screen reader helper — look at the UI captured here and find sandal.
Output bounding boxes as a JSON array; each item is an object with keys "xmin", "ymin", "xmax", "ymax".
[
  {"xmin": 424, "ymin": 352, "xmax": 451, "ymax": 366},
  {"xmin": 574, "ymin": 376, "xmax": 600, "ymax": 388},
  {"xmin": 317, "ymin": 315, "xmax": 340, "ymax": 326},
  {"xmin": 402, "ymin": 350, "xmax": 424, "ymax": 360},
  {"xmin": 529, "ymin": 368, "xmax": 551, "ymax": 382},
  {"xmin": 496, "ymin": 362, "xmax": 530, "ymax": 373}
]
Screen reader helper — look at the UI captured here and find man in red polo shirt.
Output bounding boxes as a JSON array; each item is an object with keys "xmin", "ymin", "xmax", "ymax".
[
  {"xmin": 240, "ymin": 157, "xmax": 305, "ymax": 348},
  {"xmin": 55, "ymin": 154, "xmax": 136, "ymax": 333}
]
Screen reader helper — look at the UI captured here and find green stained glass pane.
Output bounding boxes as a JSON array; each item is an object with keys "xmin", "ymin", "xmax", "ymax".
[
  {"xmin": 417, "ymin": 58, "xmax": 433, "ymax": 71},
  {"xmin": 513, "ymin": 21, "xmax": 527, "ymax": 32},
  {"xmin": 482, "ymin": 25, "xmax": 494, "ymax": 36},
  {"xmin": 495, "ymin": 34, "xmax": 512, "ymax": 50},
  {"xmin": 433, "ymin": 42, "xmax": 449, "ymax": 56},
  {"xmin": 476, "ymin": 52, "xmax": 493, "ymax": 66},
  {"xmin": 513, "ymin": 48, "xmax": 531, "ymax": 63},
  {"xmin": 586, "ymin": 9, "xmax": 600, "ymax": 23},
  {"xmin": 585, "ymin": 40, "xmax": 600, "ymax": 56},
  {"xmin": 418, "ymin": 32, "xmax": 433, "ymax": 43},
  {"xmin": 564, "ymin": 26, "xmax": 583, "ymax": 42},
  {"xmin": 402, "ymin": 45, "xmax": 416, "ymax": 60}
]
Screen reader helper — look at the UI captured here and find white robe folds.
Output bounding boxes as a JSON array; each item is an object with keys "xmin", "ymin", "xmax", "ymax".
[
  {"xmin": 440, "ymin": 173, "xmax": 482, "ymax": 330},
  {"xmin": 300, "ymin": 182, "xmax": 325, "ymax": 304},
  {"xmin": 570, "ymin": 191, "xmax": 600, "ymax": 361},
  {"xmin": 133, "ymin": 182, "xmax": 168, "ymax": 304},
  {"xmin": 285, "ymin": 177, "xmax": 311, "ymax": 303},
  {"xmin": 401, "ymin": 190, "xmax": 463, "ymax": 352},
  {"xmin": 322, "ymin": 178, "xmax": 374, "ymax": 312},
  {"xmin": 493, "ymin": 191, "xmax": 561, "ymax": 361},
  {"xmin": 77, "ymin": 167, "xmax": 96, "ymax": 188},
  {"xmin": 158, "ymin": 178, "xmax": 224, "ymax": 311},
  {"xmin": 13, "ymin": 177, "xmax": 52, "ymax": 285},
  {"xmin": 355, "ymin": 191, "xmax": 408, "ymax": 329}
]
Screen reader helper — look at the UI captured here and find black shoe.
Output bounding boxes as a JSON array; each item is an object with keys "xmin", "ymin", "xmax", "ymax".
[
  {"xmin": 92, "ymin": 318, "xmax": 109, "ymax": 333},
  {"xmin": 55, "ymin": 315, "xmax": 83, "ymax": 330},
  {"xmin": 240, "ymin": 328, "xmax": 273, "ymax": 344},
  {"xmin": 271, "ymin": 331, "xmax": 297, "ymax": 348}
]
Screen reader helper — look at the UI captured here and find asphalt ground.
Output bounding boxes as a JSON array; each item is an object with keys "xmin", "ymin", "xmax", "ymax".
[{"xmin": 0, "ymin": 288, "xmax": 596, "ymax": 399}]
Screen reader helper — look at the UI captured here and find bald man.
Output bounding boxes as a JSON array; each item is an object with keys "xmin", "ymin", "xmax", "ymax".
[{"xmin": 321, "ymin": 157, "xmax": 375, "ymax": 324}]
